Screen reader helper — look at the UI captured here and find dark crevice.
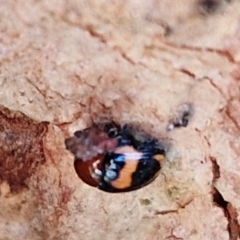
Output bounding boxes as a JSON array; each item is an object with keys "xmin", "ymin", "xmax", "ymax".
[
  {"xmin": 178, "ymin": 68, "xmax": 196, "ymax": 78},
  {"xmin": 210, "ymin": 157, "xmax": 240, "ymax": 240},
  {"xmin": 155, "ymin": 210, "xmax": 178, "ymax": 215},
  {"xmin": 213, "ymin": 188, "xmax": 240, "ymax": 240},
  {"xmin": 85, "ymin": 24, "xmax": 107, "ymax": 44},
  {"xmin": 163, "ymin": 25, "xmax": 173, "ymax": 37},
  {"xmin": 211, "ymin": 156, "xmax": 220, "ymax": 181},
  {"xmin": 197, "ymin": 0, "xmax": 222, "ymax": 14},
  {"xmin": 212, "ymin": 187, "xmax": 228, "ymax": 210},
  {"xmin": 119, "ymin": 51, "xmax": 135, "ymax": 65},
  {"xmin": 197, "ymin": 0, "xmax": 232, "ymax": 15}
]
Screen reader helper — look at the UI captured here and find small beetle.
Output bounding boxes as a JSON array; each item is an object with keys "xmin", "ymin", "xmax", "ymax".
[{"xmin": 65, "ymin": 122, "xmax": 165, "ymax": 192}]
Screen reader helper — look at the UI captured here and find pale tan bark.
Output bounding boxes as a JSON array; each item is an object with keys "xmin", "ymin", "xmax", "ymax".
[{"xmin": 0, "ymin": 1, "xmax": 240, "ymax": 239}]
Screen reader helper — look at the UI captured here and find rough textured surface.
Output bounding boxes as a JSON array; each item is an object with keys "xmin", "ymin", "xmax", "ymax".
[
  {"xmin": 0, "ymin": 106, "xmax": 47, "ymax": 192},
  {"xmin": 0, "ymin": 0, "xmax": 240, "ymax": 239}
]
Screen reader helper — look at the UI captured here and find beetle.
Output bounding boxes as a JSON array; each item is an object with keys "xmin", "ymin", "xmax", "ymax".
[{"xmin": 65, "ymin": 122, "xmax": 165, "ymax": 192}]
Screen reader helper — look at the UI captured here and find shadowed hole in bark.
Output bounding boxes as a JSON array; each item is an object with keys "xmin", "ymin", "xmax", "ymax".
[{"xmin": 197, "ymin": 0, "xmax": 222, "ymax": 14}]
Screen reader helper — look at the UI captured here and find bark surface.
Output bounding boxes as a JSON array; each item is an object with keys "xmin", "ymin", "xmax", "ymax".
[{"xmin": 0, "ymin": 1, "xmax": 240, "ymax": 239}]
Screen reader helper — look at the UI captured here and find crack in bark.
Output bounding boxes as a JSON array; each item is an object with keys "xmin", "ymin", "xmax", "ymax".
[
  {"xmin": 203, "ymin": 76, "xmax": 226, "ymax": 97},
  {"xmin": 210, "ymin": 156, "xmax": 240, "ymax": 240},
  {"xmin": 178, "ymin": 68, "xmax": 196, "ymax": 78},
  {"xmin": 154, "ymin": 198, "xmax": 194, "ymax": 216},
  {"xmin": 84, "ymin": 24, "xmax": 107, "ymax": 44},
  {"xmin": 225, "ymin": 104, "xmax": 240, "ymax": 131},
  {"xmin": 118, "ymin": 49, "xmax": 135, "ymax": 65},
  {"xmin": 76, "ymin": 24, "xmax": 136, "ymax": 65},
  {"xmin": 25, "ymin": 77, "xmax": 46, "ymax": 99},
  {"xmin": 204, "ymin": 77, "xmax": 240, "ymax": 132},
  {"xmin": 154, "ymin": 210, "xmax": 178, "ymax": 215},
  {"xmin": 164, "ymin": 42, "xmax": 235, "ymax": 63},
  {"xmin": 53, "ymin": 5, "xmax": 236, "ymax": 74}
]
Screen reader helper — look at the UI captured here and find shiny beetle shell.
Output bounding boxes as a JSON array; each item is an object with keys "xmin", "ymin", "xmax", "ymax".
[{"xmin": 65, "ymin": 122, "xmax": 165, "ymax": 193}]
